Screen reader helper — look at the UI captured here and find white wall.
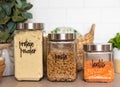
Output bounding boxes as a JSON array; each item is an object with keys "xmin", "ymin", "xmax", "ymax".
[{"xmin": 29, "ymin": 0, "xmax": 120, "ymax": 43}]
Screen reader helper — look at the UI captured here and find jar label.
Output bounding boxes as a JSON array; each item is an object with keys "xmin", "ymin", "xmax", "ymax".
[
  {"xmin": 54, "ymin": 53, "xmax": 67, "ymax": 62},
  {"xmin": 19, "ymin": 40, "xmax": 36, "ymax": 57},
  {"xmin": 92, "ymin": 59, "xmax": 105, "ymax": 68}
]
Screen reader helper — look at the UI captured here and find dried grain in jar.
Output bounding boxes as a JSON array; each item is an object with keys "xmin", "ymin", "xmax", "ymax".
[{"xmin": 47, "ymin": 33, "xmax": 77, "ymax": 81}]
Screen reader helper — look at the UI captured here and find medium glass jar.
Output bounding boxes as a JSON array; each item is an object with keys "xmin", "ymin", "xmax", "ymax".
[
  {"xmin": 47, "ymin": 33, "xmax": 77, "ymax": 81},
  {"xmin": 83, "ymin": 43, "xmax": 114, "ymax": 82},
  {"xmin": 14, "ymin": 23, "xmax": 44, "ymax": 81}
]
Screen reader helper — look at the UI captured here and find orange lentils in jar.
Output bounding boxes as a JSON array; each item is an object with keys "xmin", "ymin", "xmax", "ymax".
[{"xmin": 83, "ymin": 43, "xmax": 114, "ymax": 82}]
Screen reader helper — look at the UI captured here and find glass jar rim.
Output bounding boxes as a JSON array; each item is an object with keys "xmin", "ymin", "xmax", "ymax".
[
  {"xmin": 48, "ymin": 33, "xmax": 76, "ymax": 41},
  {"xmin": 17, "ymin": 23, "xmax": 44, "ymax": 30},
  {"xmin": 83, "ymin": 43, "xmax": 112, "ymax": 52}
]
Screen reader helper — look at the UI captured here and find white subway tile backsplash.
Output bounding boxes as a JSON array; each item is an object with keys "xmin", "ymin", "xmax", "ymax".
[
  {"xmin": 29, "ymin": 8, "xmax": 49, "ymax": 23},
  {"xmin": 46, "ymin": 9, "xmax": 66, "ymax": 24},
  {"xmin": 94, "ymin": 24, "xmax": 120, "ymax": 43},
  {"xmin": 29, "ymin": 0, "xmax": 49, "ymax": 8},
  {"xmin": 102, "ymin": 8, "xmax": 120, "ymax": 23},
  {"xmin": 66, "ymin": 8, "xmax": 102, "ymax": 24},
  {"xmin": 84, "ymin": 0, "xmax": 120, "ymax": 8},
  {"xmin": 49, "ymin": 0, "xmax": 83, "ymax": 8},
  {"xmin": 29, "ymin": 8, "xmax": 66, "ymax": 24},
  {"xmin": 29, "ymin": 0, "xmax": 120, "ymax": 42}
]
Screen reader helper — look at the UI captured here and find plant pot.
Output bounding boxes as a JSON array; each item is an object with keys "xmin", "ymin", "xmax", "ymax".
[
  {"xmin": 113, "ymin": 48, "xmax": 120, "ymax": 74},
  {"xmin": 0, "ymin": 43, "xmax": 14, "ymax": 76}
]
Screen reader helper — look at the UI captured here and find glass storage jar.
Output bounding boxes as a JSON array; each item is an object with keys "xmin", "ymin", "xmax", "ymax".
[
  {"xmin": 83, "ymin": 43, "xmax": 114, "ymax": 82},
  {"xmin": 47, "ymin": 33, "xmax": 77, "ymax": 81},
  {"xmin": 14, "ymin": 23, "xmax": 44, "ymax": 81}
]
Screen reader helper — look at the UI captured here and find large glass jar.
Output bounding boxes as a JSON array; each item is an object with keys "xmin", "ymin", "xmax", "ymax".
[
  {"xmin": 14, "ymin": 23, "xmax": 44, "ymax": 81},
  {"xmin": 83, "ymin": 43, "xmax": 114, "ymax": 82},
  {"xmin": 47, "ymin": 33, "xmax": 77, "ymax": 81}
]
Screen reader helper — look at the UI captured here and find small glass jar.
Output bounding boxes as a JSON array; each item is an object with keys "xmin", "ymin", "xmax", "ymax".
[
  {"xmin": 47, "ymin": 33, "xmax": 77, "ymax": 81},
  {"xmin": 14, "ymin": 23, "xmax": 44, "ymax": 81},
  {"xmin": 83, "ymin": 43, "xmax": 114, "ymax": 82}
]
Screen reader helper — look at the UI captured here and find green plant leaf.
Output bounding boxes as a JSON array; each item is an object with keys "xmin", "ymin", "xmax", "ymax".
[
  {"xmin": 7, "ymin": 21, "xmax": 16, "ymax": 33},
  {"xmin": 13, "ymin": 7, "xmax": 21, "ymax": 16},
  {"xmin": 22, "ymin": 3, "xmax": 33, "ymax": 10},
  {"xmin": 0, "ymin": 7, "xmax": 6, "ymax": 20},
  {"xmin": 9, "ymin": 1, "xmax": 15, "ymax": 8},
  {"xmin": 12, "ymin": 15, "xmax": 25, "ymax": 22},
  {"xmin": 16, "ymin": 0, "xmax": 22, "ymax": 8},
  {"xmin": 0, "ymin": 31, "xmax": 10, "ymax": 42},
  {"xmin": 108, "ymin": 33, "xmax": 120, "ymax": 50},
  {"xmin": 2, "ymin": 2, "xmax": 11, "ymax": 15},
  {"xmin": 0, "ymin": 0, "xmax": 33, "ymax": 42},
  {"xmin": 22, "ymin": 12, "xmax": 32, "ymax": 19},
  {"xmin": 0, "ymin": 25, "xmax": 4, "ymax": 31},
  {"xmin": 0, "ymin": 1, "xmax": 2, "ymax": 4},
  {"xmin": 21, "ymin": 0, "xmax": 27, "ymax": 1},
  {"xmin": 15, "ymin": 4, "xmax": 24, "ymax": 12},
  {"xmin": 0, "ymin": 16, "xmax": 10, "ymax": 24}
]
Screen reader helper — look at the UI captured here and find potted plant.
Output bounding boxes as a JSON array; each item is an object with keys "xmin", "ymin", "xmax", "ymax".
[
  {"xmin": 0, "ymin": 0, "xmax": 33, "ymax": 76},
  {"xmin": 108, "ymin": 33, "xmax": 120, "ymax": 73}
]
